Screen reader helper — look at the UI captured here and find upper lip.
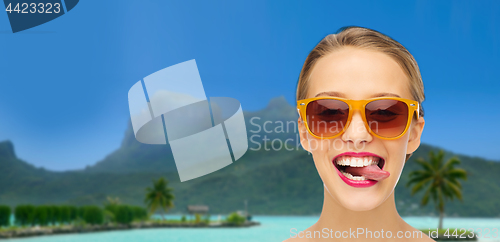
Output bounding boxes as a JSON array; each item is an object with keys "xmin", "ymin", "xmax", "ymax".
[{"xmin": 332, "ymin": 152, "xmax": 384, "ymax": 162}]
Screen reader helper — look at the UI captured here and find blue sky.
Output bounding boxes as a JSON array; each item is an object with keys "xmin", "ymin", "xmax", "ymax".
[{"xmin": 0, "ymin": 0, "xmax": 498, "ymax": 171}]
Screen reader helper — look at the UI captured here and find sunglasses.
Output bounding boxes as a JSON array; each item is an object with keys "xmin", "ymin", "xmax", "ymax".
[{"xmin": 297, "ymin": 97, "xmax": 420, "ymax": 140}]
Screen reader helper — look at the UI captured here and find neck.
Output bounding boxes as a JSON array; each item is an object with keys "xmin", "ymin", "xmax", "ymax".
[{"xmin": 314, "ymin": 187, "xmax": 406, "ymax": 232}]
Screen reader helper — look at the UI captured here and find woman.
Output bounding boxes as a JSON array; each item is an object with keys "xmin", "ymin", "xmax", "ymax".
[{"xmin": 287, "ymin": 26, "xmax": 433, "ymax": 241}]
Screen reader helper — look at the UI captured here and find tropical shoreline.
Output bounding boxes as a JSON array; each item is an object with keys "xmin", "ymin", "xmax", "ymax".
[{"xmin": 0, "ymin": 221, "xmax": 261, "ymax": 239}]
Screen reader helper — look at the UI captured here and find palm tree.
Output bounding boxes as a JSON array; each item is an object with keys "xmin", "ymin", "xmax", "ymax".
[
  {"xmin": 144, "ymin": 177, "xmax": 174, "ymax": 220},
  {"xmin": 103, "ymin": 196, "xmax": 122, "ymax": 223},
  {"xmin": 407, "ymin": 150, "xmax": 467, "ymax": 229},
  {"xmin": 106, "ymin": 196, "xmax": 121, "ymax": 205}
]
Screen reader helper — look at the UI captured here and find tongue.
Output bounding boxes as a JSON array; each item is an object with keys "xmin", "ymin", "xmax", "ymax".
[{"xmin": 345, "ymin": 164, "xmax": 390, "ymax": 181}]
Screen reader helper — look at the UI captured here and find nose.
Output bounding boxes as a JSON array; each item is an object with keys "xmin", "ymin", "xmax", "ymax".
[{"xmin": 341, "ymin": 111, "xmax": 373, "ymax": 148}]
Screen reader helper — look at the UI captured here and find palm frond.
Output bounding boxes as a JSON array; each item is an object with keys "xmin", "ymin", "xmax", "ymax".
[
  {"xmin": 416, "ymin": 158, "xmax": 435, "ymax": 172},
  {"xmin": 444, "ymin": 179, "xmax": 463, "ymax": 200},
  {"xmin": 421, "ymin": 186, "xmax": 432, "ymax": 206},
  {"xmin": 407, "ymin": 149, "xmax": 467, "ymax": 218},
  {"xmin": 409, "ymin": 176, "xmax": 433, "ymax": 194},
  {"xmin": 445, "ymin": 169, "xmax": 468, "ymax": 180}
]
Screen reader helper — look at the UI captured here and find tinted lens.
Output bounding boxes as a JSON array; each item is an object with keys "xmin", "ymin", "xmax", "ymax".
[
  {"xmin": 365, "ymin": 99, "xmax": 409, "ymax": 138},
  {"xmin": 306, "ymin": 99, "xmax": 349, "ymax": 137}
]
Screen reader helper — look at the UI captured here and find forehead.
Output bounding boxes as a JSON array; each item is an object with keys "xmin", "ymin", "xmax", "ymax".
[{"xmin": 307, "ymin": 47, "xmax": 412, "ymax": 99}]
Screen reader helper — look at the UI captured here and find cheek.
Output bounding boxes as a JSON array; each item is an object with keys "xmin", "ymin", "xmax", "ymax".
[
  {"xmin": 383, "ymin": 135, "xmax": 410, "ymax": 188},
  {"xmin": 309, "ymin": 138, "xmax": 337, "ymax": 184},
  {"xmin": 310, "ymin": 139, "xmax": 334, "ymax": 169},
  {"xmin": 385, "ymin": 141, "xmax": 407, "ymax": 165},
  {"xmin": 386, "ymin": 134, "xmax": 410, "ymax": 166}
]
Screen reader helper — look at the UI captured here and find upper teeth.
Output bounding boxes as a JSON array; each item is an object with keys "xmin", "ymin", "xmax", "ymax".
[{"xmin": 336, "ymin": 156, "xmax": 380, "ymax": 167}]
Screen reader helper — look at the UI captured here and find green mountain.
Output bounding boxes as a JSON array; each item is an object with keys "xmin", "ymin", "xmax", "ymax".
[
  {"xmin": 85, "ymin": 96, "xmax": 298, "ymax": 174},
  {"xmin": 0, "ymin": 97, "xmax": 499, "ymax": 217}
]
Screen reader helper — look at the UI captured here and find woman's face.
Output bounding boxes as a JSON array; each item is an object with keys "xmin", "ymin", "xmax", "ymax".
[{"xmin": 298, "ymin": 47, "xmax": 425, "ymax": 211}]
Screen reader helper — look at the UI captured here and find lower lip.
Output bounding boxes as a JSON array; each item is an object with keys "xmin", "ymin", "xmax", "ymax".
[{"xmin": 334, "ymin": 164, "xmax": 378, "ymax": 188}]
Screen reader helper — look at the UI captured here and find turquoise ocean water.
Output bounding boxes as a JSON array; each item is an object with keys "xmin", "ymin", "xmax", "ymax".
[{"xmin": 4, "ymin": 216, "xmax": 500, "ymax": 242}]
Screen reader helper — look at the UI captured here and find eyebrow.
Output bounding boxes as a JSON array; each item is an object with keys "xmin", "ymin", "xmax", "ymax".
[
  {"xmin": 370, "ymin": 92, "xmax": 402, "ymax": 98},
  {"xmin": 314, "ymin": 91, "xmax": 401, "ymax": 98},
  {"xmin": 314, "ymin": 91, "xmax": 346, "ymax": 98}
]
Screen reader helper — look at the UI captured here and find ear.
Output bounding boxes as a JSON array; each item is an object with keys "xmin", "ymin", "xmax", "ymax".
[
  {"xmin": 298, "ymin": 117, "xmax": 311, "ymax": 152},
  {"xmin": 406, "ymin": 116, "xmax": 425, "ymax": 155}
]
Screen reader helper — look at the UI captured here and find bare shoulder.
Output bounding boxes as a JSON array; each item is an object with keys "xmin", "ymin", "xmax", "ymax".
[
  {"xmin": 402, "ymin": 223, "xmax": 436, "ymax": 242},
  {"xmin": 282, "ymin": 225, "xmax": 318, "ymax": 242},
  {"xmin": 282, "ymin": 237, "xmax": 299, "ymax": 242},
  {"xmin": 415, "ymin": 231, "xmax": 436, "ymax": 242},
  {"xmin": 414, "ymin": 231, "xmax": 436, "ymax": 242},
  {"xmin": 282, "ymin": 230, "xmax": 310, "ymax": 242},
  {"xmin": 283, "ymin": 232, "xmax": 314, "ymax": 242}
]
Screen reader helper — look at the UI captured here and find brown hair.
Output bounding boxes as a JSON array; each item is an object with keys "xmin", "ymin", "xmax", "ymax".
[
  {"xmin": 296, "ymin": 26, "xmax": 424, "ymax": 161},
  {"xmin": 296, "ymin": 26, "xmax": 424, "ymax": 117}
]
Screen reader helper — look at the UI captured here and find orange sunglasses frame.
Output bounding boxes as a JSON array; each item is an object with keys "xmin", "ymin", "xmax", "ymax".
[{"xmin": 297, "ymin": 97, "xmax": 420, "ymax": 140}]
